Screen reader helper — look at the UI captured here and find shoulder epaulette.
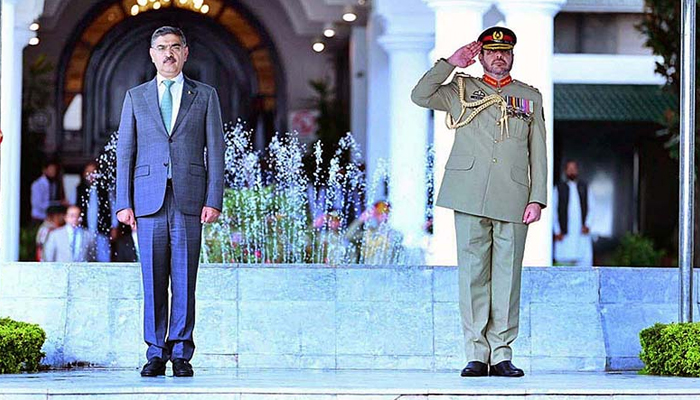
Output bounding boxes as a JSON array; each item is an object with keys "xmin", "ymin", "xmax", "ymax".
[{"xmin": 513, "ymin": 79, "xmax": 541, "ymax": 93}]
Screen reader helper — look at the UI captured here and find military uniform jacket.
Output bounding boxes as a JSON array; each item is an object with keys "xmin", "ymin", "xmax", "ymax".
[{"xmin": 411, "ymin": 59, "xmax": 547, "ymax": 223}]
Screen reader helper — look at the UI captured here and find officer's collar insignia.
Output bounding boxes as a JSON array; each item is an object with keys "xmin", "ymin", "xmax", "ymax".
[
  {"xmin": 482, "ymin": 74, "xmax": 513, "ymax": 89},
  {"xmin": 470, "ymin": 89, "xmax": 486, "ymax": 100}
]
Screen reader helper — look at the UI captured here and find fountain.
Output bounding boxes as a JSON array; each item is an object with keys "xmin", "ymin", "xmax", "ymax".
[{"xmin": 94, "ymin": 122, "xmax": 431, "ymax": 265}]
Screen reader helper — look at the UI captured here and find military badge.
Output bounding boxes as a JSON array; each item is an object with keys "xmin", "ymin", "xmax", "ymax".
[
  {"xmin": 505, "ymin": 96, "xmax": 534, "ymax": 122},
  {"xmin": 470, "ymin": 89, "xmax": 486, "ymax": 101}
]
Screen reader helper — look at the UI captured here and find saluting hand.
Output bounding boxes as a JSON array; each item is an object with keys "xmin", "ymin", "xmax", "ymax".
[{"xmin": 447, "ymin": 41, "xmax": 482, "ymax": 68}]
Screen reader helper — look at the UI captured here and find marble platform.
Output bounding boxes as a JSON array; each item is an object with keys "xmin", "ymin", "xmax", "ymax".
[
  {"xmin": 1, "ymin": 369, "xmax": 700, "ymax": 399},
  {"xmin": 0, "ymin": 263, "xmax": 693, "ymax": 372}
]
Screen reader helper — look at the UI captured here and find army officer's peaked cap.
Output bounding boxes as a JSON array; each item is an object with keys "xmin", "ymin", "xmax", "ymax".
[{"xmin": 478, "ymin": 26, "xmax": 517, "ymax": 50}]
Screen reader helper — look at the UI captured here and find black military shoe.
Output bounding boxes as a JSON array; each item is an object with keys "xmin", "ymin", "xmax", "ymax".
[
  {"xmin": 460, "ymin": 361, "xmax": 488, "ymax": 377},
  {"xmin": 489, "ymin": 360, "xmax": 525, "ymax": 377},
  {"xmin": 140, "ymin": 357, "xmax": 166, "ymax": 377},
  {"xmin": 172, "ymin": 358, "xmax": 194, "ymax": 377}
]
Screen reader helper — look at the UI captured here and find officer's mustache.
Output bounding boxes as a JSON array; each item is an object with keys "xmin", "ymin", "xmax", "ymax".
[{"xmin": 163, "ymin": 56, "xmax": 176, "ymax": 64}]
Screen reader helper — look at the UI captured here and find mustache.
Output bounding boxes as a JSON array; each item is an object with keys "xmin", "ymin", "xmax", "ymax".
[{"xmin": 163, "ymin": 56, "xmax": 176, "ymax": 63}]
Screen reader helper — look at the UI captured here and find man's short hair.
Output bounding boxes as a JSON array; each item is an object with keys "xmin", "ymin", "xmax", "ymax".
[
  {"xmin": 151, "ymin": 26, "xmax": 187, "ymax": 47},
  {"xmin": 42, "ymin": 157, "xmax": 60, "ymax": 169},
  {"xmin": 46, "ymin": 205, "xmax": 66, "ymax": 216}
]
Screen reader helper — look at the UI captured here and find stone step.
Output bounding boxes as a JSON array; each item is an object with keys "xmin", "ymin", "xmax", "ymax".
[{"xmin": 1, "ymin": 370, "xmax": 700, "ymax": 400}]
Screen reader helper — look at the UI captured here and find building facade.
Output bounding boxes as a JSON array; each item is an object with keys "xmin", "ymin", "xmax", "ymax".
[{"xmin": 0, "ymin": 0, "xmax": 674, "ymax": 264}]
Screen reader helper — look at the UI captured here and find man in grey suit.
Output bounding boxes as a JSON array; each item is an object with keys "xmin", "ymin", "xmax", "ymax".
[
  {"xmin": 43, "ymin": 205, "xmax": 96, "ymax": 263},
  {"xmin": 116, "ymin": 26, "xmax": 224, "ymax": 377}
]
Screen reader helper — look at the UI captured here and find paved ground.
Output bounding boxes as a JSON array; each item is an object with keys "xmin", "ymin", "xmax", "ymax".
[{"xmin": 2, "ymin": 369, "xmax": 700, "ymax": 399}]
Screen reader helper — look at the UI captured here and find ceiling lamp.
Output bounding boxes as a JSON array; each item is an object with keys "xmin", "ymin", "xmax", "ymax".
[
  {"xmin": 323, "ymin": 23, "xmax": 336, "ymax": 38},
  {"xmin": 29, "ymin": 37, "xmax": 40, "ymax": 46},
  {"xmin": 153, "ymin": 1, "xmax": 161, "ymax": 9},
  {"xmin": 201, "ymin": 4, "xmax": 209, "ymax": 13},
  {"xmin": 29, "ymin": 22, "xmax": 40, "ymax": 31},
  {"xmin": 131, "ymin": 4, "xmax": 139, "ymax": 15},
  {"xmin": 312, "ymin": 38, "xmax": 326, "ymax": 53},
  {"xmin": 342, "ymin": 5, "xmax": 357, "ymax": 22},
  {"xmin": 138, "ymin": 0, "xmax": 148, "ymax": 6}
]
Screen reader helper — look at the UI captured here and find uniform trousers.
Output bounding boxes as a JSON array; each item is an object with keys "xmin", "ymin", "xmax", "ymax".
[
  {"xmin": 137, "ymin": 182, "xmax": 202, "ymax": 361},
  {"xmin": 454, "ymin": 211, "xmax": 528, "ymax": 364}
]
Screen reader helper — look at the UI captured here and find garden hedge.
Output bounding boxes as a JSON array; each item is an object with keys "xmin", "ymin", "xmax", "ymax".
[
  {"xmin": 640, "ymin": 322, "xmax": 700, "ymax": 377},
  {"xmin": 0, "ymin": 318, "xmax": 46, "ymax": 373}
]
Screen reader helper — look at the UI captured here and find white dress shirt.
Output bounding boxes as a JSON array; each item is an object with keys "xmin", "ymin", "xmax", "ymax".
[{"xmin": 156, "ymin": 72, "xmax": 184, "ymax": 131}]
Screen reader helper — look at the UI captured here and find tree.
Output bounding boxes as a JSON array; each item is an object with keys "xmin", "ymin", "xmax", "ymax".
[{"xmin": 638, "ymin": 0, "xmax": 699, "ymax": 263}]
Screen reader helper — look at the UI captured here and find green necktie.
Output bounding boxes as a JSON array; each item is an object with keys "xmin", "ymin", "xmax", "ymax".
[{"xmin": 161, "ymin": 80, "xmax": 174, "ymax": 134}]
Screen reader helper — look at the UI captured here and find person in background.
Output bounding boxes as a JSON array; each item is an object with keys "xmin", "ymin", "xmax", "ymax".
[
  {"xmin": 35, "ymin": 205, "xmax": 66, "ymax": 261},
  {"xmin": 76, "ymin": 161, "xmax": 118, "ymax": 262},
  {"xmin": 345, "ymin": 200, "xmax": 401, "ymax": 264},
  {"xmin": 43, "ymin": 205, "xmax": 96, "ymax": 262},
  {"xmin": 31, "ymin": 158, "xmax": 67, "ymax": 224},
  {"xmin": 553, "ymin": 160, "xmax": 594, "ymax": 266}
]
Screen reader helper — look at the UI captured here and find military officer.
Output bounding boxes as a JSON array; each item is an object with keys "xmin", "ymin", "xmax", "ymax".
[{"xmin": 411, "ymin": 27, "xmax": 547, "ymax": 378}]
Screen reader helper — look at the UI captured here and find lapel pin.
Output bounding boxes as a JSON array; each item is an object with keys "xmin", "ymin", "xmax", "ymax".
[{"xmin": 188, "ymin": 90, "xmax": 194, "ymax": 95}]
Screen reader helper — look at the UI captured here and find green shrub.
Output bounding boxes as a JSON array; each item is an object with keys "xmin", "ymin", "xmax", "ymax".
[
  {"xmin": 612, "ymin": 233, "xmax": 665, "ymax": 266},
  {"xmin": 640, "ymin": 322, "xmax": 700, "ymax": 376},
  {"xmin": 0, "ymin": 318, "xmax": 46, "ymax": 373}
]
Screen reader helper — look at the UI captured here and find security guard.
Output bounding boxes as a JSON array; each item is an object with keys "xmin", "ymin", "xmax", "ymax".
[{"xmin": 411, "ymin": 27, "xmax": 547, "ymax": 378}]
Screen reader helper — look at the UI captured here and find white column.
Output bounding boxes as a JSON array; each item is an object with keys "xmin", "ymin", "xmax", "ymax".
[
  {"xmin": 378, "ymin": 31, "xmax": 434, "ymax": 248},
  {"xmin": 365, "ymin": 13, "xmax": 391, "ymax": 202},
  {"xmin": 497, "ymin": 0, "xmax": 564, "ymax": 266},
  {"xmin": 423, "ymin": 0, "xmax": 492, "ymax": 265},
  {"xmin": 350, "ymin": 26, "xmax": 368, "ymax": 161},
  {"xmin": 0, "ymin": 0, "xmax": 35, "ymax": 261}
]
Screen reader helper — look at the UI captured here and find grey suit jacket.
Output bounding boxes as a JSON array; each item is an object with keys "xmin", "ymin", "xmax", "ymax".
[
  {"xmin": 116, "ymin": 76, "xmax": 225, "ymax": 217},
  {"xmin": 43, "ymin": 226, "xmax": 96, "ymax": 262}
]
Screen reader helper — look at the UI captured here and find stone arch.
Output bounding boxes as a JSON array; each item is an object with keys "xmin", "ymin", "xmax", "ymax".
[{"xmin": 57, "ymin": 0, "xmax": 286, "ymax": 157}]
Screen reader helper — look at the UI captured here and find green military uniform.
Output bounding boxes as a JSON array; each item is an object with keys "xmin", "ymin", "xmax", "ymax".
[{"xmin": 411, "ymin": 37, "xmax": 547, "ymax": 365}]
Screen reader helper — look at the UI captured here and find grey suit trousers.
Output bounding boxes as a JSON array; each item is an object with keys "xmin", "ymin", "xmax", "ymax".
[
  {"xmin": 454, "ymin": 211, "xmax": 528, "ymax": 365},
  {"xmin": 138, "ymin": 183, "xmax": 202, "ymax": 361}
]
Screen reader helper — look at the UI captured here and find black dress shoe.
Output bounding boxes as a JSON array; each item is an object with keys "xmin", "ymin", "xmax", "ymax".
[
  {"xmin": 172, "ymin": 358, "xmax": 194, "ymax": 377},
  {"xmin": 489, "ymin": 360, "xmax": 524, "ymax": 377},
  {"xmin": 460, "ymin": 361, "xmax": 488, "ymax": 377},
  {"xmin": 140, "ymin": 357, "xmax": 166, "ymax": 377}
]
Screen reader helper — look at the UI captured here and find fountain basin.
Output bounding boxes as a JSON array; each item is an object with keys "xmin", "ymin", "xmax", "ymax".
[{"xmin": 0, "ymin": 263, "xmax": 688, "ymax": 372}]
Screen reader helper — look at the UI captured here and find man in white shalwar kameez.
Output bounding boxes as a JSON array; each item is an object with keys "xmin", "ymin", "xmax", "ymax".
[{"xmin": 553, "ymin": 161, "xmax": 593, "ymax": 266}]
